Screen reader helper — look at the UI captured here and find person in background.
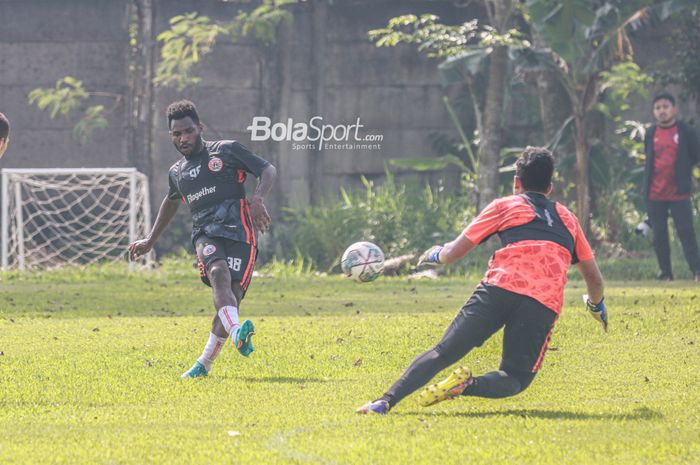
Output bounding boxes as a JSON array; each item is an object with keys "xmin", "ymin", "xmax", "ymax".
[{"xmin": 643, "ymin": 92, "xmax": 700, "ymax": 281}]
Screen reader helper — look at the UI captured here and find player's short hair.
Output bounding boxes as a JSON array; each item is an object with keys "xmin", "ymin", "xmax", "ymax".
[
  {"xmin": 0, "ymin": 112, "xmax": 9, "ymax": 139},
  {"xmin": 653, "ymin": 92, "xmax": 675, "ymax": 107},
  {"xmin": 515, "ymin": 146, "xmax": 554, "ymax": 193},
  {"xmin": 166, "ymin": 100, "xmax": 200, "ymax": 128}
]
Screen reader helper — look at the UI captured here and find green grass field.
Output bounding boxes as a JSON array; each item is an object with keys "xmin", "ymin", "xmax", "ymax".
[{"xmin": 1, "ymin": 266, "xmax": 699, "ymax": 464}]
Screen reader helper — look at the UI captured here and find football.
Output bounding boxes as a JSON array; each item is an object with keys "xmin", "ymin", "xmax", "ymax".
[{"xmin": 341, "ymin": 241, "xmax": 385, "ymax": 282}]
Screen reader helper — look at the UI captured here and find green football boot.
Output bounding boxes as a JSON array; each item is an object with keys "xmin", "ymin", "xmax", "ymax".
[
  {"xmin": 235, "ymin": 320, "xmax": 256, "ymax": 357},
  {"xmin": 181, "ymin": 360, "xmax": 208, "ymax": 379}
]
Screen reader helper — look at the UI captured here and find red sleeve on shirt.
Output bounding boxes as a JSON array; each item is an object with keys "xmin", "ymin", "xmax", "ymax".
[
  {"xmin": 573, "ymin": 220, "xmax": 594, "ymax": 262},
  {"xmin": 463, "ymin": 199, "xmax": 502, "ymax": 244},
  {"xmin": 555, "ymin": 203, "xmax": 594, "ymax": 262}
]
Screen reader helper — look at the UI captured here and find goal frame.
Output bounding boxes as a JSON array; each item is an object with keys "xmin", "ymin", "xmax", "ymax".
[{"xmin": 1, "ymin": 167, "xmax": 152, "ymax": 271}]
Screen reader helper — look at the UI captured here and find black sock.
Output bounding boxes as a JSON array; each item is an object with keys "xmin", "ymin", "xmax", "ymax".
[{"xmin": 461, "ymin": 370, "xmax": 525, "ymax": 398}]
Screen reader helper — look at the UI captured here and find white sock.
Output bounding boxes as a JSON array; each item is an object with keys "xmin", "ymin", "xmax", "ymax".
[
  {"xmin": 231, "ymin": 326, "xmax": 240, "ymax": 342},
  {"xmin": 197, "ymin": 332, "xmax": 228, "ymax": 371},
  {"xmin": 217, "ymin": 305, "xmax": 240, "ymax": 335}
]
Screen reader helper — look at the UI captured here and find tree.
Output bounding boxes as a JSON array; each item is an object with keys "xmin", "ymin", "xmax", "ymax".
[
  {"xmin": 522, "ymin": 0, "xmax": 696, "ymax": 231},
  {"xmin": 27, "ymin": 76, "xmax": 115, "ymax": 145},
  {"xmin": 369, "ymin": 1, "xmax": 521, "ymax": 209},
  {"xmin": 663, "ymin": 5, "xmax": 700, "ymax": 105},
  {"xmin": 153, "ymin": 0, "xmax": 295, "ymax": 90},
  {"xmin": 26, "ymin": 0, "xmax": 297, "ymax": 255},
  {"xmin": 27, "ymin": 0, "xmax": 295, "ymax": 146},
  {"xmin": 479, "ymin": 0, "xmax": 515, "ymax": 205}
]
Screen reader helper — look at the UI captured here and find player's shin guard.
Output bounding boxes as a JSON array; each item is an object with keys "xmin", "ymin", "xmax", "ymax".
[
  {"xmin": 197, "ymin": 332, "xmax": 228, "ymax": 371},
  {"xmin": 218, "ymin": 306, "xmax": 241, "ymax": 336}
]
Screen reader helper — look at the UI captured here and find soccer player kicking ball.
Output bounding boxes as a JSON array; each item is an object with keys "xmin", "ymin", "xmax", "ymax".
[
  {"xmin": 357, "ymin": 147, "xmax": 607, "ymax": 414},
  {"xmin": 129, "ymin": 100, "xmax": 276, "ymax": 378}
]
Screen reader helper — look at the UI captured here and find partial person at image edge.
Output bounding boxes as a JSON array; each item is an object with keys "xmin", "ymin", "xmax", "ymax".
[{"xmin": 0, "ymin": 112, "xmax": 9, "ymax": 160}]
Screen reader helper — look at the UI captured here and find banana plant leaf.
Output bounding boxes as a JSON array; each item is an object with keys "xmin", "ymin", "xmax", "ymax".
[{"xmin": 438, "ymin": 48, "xmax": 491, "ymax": 85}]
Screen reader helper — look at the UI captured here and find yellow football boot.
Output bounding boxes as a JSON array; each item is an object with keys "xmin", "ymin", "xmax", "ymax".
[{"xmin": 418, "ymin": 366, "xmax": 474, "ymax": 407}]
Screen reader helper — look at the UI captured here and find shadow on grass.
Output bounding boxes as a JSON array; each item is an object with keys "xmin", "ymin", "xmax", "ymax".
[
  {"xmin": 402, "ymin": 406, "xmax": 662, "ymax": 421},
  {"xmin": 237, "ymin": 376, "xmax": 334, "ymax": 384}
]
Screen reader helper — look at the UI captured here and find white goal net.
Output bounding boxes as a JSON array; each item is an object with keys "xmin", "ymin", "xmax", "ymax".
[{"xmin": 1, "ymin": 168, "xmax": 153, "ymax": 271}]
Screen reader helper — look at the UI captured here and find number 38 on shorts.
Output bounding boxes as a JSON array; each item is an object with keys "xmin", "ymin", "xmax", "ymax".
[{"xmin": 195, "ymin": 236, "xmax": 258, "ymax": 291}]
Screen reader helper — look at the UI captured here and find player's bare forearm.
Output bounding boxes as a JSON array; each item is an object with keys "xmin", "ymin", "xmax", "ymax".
[
  {"xmin": 577, "ymin": 259, "xmax": 605, "ymax": 304},
  {"xmin": 252, "ymin": 164, "xmax": 277, "ymax": 201},
  {"xmin": 249, "ymin": 164, "xmax": 276, "ymax": 233},
  {"xmin": 147, "ymin": 196, "xmax": 181, "ymax": 244},
  {"xmin": 128, "ymin": 196, "xmax": 179, "ymax": 261},
  {"xmin": 439, "ymin": 233, "xmax": 476, "ymax": 265}
]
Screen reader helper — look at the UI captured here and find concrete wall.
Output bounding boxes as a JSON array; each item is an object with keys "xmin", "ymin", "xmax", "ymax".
[
  {"xmin": 0, "ymin": 0, "xmax": 696, "ymax": 254},
  {"xmin": 0, "ymin": 0, "xmax": 131, "ymax": 168},
  {"xmin": 147, "ymin": 0, "xmax": 478, "ymax": 213},
  {"xmin": 0, "ymin": 1, "xmax": 477, "ymax": 203}
]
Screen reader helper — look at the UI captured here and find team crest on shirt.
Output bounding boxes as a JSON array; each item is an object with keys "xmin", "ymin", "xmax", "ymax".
[
  {"xmin": 203, "ymin": 244, "xmax": 217, "ymax": 256},
  {"xmin": 208, "ymin": 157, "xmax": 223, "ymax": 172}
]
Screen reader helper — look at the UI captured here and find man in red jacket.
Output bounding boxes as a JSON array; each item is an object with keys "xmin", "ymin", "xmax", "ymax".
[
  {"xmin": 357, "ymin": 147, "xmax": 607, "ymax": 414},
  {"xmin": 643, "ymin": 93, "xmax": 700, "ymax": 281}
]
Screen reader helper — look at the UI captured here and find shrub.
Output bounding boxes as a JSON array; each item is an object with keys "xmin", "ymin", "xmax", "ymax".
[{"xmin": 276, "ymin": 173, "xmax": 474, "ymax": 271}]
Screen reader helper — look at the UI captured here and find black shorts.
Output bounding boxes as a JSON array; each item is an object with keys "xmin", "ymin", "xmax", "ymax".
[
  {"xmin": 437, "ymin": 283, "xmax": 558, "ymax": 374},
  {"xmin": 194, "ymin": 235, "xmax": 257, "ymax": 292}
]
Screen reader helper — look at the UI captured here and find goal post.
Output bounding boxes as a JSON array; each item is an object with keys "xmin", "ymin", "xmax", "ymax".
[{"xmin": 1, "ymin": 167, "xmax": 153, "ymax": 271}]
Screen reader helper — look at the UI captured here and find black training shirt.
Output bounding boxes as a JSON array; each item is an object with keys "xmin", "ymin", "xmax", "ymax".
[{"xmin": 168, "ymin": 140, "xmax": 270, "ymax": 245}]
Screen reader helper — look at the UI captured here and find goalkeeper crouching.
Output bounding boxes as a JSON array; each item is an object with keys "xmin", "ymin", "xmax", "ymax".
[
  {"xmin": 129, "ymin": 100, "xmax": 276, "ymax": 379},
  {"xmin": 357, "ymin": 147, "xmax": 607, "ymax": 415}
]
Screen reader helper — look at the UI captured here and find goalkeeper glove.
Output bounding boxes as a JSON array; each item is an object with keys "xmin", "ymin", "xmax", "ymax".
[
  {"xmin": 583, "ymin": 294, "xmax": 608, "ymax": 333},
  {"xmin": 417, "ymin": 245, "xmax": 444, "ymax": 267}
]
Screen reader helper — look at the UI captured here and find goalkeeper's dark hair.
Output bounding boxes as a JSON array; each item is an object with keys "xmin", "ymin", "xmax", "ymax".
[
  {"xmin": 0, "ymin": 112, "xmax": 9, "ymax": 139},
  {"xmin": 515, "ymin": 146, "xmax": 554, "ymax": 193},
  {"xmin": 166, "ymin": 100, "xmax": 200, "ymax": 128}
]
